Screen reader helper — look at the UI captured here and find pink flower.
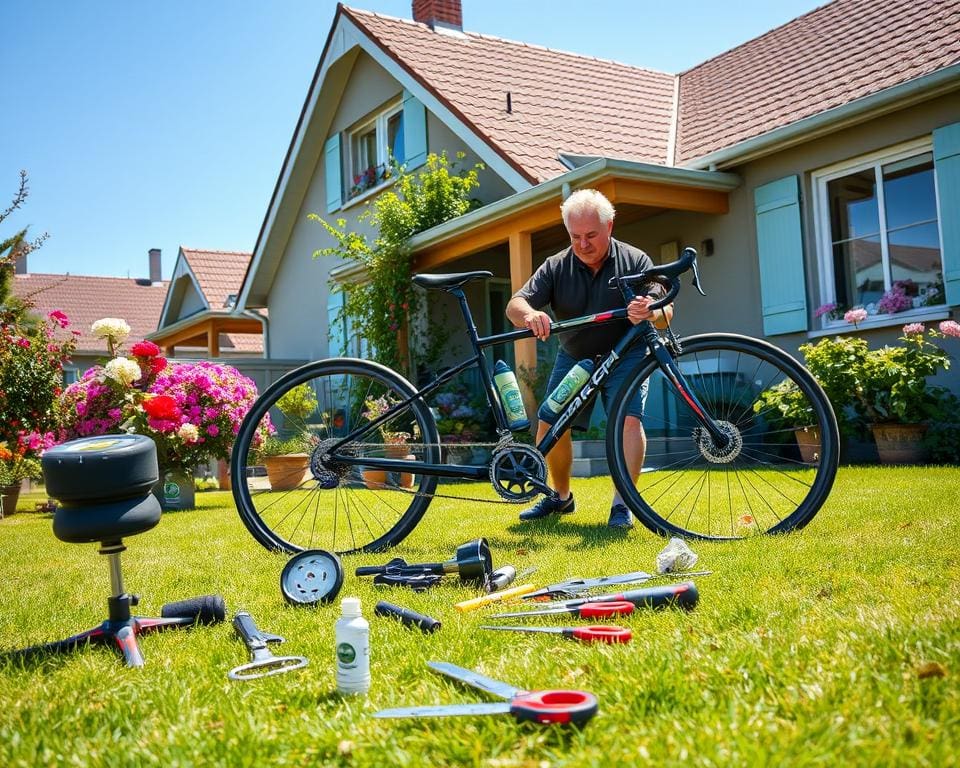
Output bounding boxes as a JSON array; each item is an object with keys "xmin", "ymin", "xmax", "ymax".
[
  {"xmin": 902, "ymin": 323, "xmax": 925, "ymax": 335},
  {"xmin": 48, "ymin": 310, "xmax": 70, "ymax": 328},
  {"xmin": 15, "ymin": 338, "xmax": 30, "ymax": 348},
  {"xmin": 206, "ymin": 424, "xmax": 219, "ymax": 437},
  {"xmin": 940, "ymin": 320, "xmax": 960, "ymax": 338},
  {"xmin": 814, "ymin": 302, "xmax": 837, "ymax": 319},
  {"xmin": 844, "ymin": 308, "xmax": 868, "ymax": 326}
]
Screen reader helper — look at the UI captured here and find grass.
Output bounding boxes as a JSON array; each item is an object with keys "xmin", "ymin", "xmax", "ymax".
[{"xmin": 1, "ymin": 466, "xmax": 958, "ymax": 767}]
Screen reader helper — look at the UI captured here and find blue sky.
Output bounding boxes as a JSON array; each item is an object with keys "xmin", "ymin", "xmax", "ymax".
[{"xmin": 2, "ymin": 0, "xmax": 825, "ymax": 279}]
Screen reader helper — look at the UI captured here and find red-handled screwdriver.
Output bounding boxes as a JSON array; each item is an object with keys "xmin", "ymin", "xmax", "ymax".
[
  {"xmin": 479, "ymin": 624, "xmax": 632, "ymax": 644},
  {"xmin": 490, "ymin": 600, "xmax": 636, "ymax": 620}
]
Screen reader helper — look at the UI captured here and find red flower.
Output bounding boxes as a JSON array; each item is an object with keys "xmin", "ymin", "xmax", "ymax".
[
  {"xmin": 150, "ymin": 356, "xmax": 168, "ymax": 374},
  {"xmin": 142, "ymin": 394, "xmax": 180, "ymax": 420},
  {"xmin": 131, "ymin": 340, "xmax": 160, "ymax": 357}
]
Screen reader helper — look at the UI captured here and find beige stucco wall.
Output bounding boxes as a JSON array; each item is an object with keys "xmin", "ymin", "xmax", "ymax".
[{"xmin": 265, "ymin": 51, "xmax": 517, "ymax": 362}]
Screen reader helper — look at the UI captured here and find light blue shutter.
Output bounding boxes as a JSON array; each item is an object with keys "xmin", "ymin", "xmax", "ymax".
[
  {"xmin": 327, "ymin": 286, "xmax": 346, "ymax": 356},
  {"xmin": 402, "ymin": 90, "xmax": 427, "ymax": 170},
  {"xmin": 324, "ymin": 134, "xmax": 342, "ymax": 213},
  {"xmin": 933, "ymin": 121, "xmax": 960, "ymax": 306},
  {"xmin": 754, "ymin": 176, "xmax": 807, "ymax": 335}
]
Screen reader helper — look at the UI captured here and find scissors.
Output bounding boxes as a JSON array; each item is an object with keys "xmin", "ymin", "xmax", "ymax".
[
  {"xmin": 479, "ymin": 624, "xmax": 632, "ymax": 644},
  {"xmin": 488, "ymin": 600, "xmax": 636, "ymax": 620},
  {"xmin": 374, "ymin": 661, "xmax": 598, "ymax": 725}
]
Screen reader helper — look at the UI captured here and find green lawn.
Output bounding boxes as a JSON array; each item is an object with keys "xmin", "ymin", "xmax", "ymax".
[{"xmin": 1, "ymin": 467, "xmax": 958, "ymax": 767}]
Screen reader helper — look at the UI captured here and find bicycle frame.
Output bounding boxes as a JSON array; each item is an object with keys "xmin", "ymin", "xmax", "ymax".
[{"xmin": 326, "ymin": 283, "xmax": 728, "ymax": 480}]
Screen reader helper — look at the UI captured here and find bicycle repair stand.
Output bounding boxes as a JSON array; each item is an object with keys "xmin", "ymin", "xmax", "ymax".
[{"xmin": 4, "ymin": 435, "xmax": 224, "ymax": 668}]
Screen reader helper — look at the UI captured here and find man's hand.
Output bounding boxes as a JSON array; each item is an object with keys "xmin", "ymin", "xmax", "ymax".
[
  {"xmin": 627, "ymin": 297, "xmax": 673, "ymax": 328},
  {"xmin": 523, "ymin": 310, "xmax": 553, "ymax": 340}
]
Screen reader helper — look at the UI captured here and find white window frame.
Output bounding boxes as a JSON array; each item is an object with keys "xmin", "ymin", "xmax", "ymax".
[
  {"xmin": 811, "ymin": 136, "xmax": 949, "ymax": 334},
  {"xmin": 346, "ymin": 102, "xmax": 403, "ymax": 205}
]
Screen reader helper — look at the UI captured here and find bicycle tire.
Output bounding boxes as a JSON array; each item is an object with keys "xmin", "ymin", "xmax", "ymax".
[
  {"xmin": 606, "ymin": 333, "xmax": 839, "ymax": 539},
  {"xmin": 231, "ymin": 358, "xmax": 440, "ymax": 554}
]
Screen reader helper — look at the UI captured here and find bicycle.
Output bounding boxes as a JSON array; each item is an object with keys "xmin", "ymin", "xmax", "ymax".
[{"xmin": 231, "ymin": 247, "xmax": 839, "ymax": 555}]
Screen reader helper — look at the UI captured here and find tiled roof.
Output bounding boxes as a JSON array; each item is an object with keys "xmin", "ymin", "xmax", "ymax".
[
  {"xmin": 674, "ymin": 0, "xmax": 960, "ymax": 164},
  {"xmin": 11, "ymin": 273, "xmax": 168, "ymax": 354},
  {"xmin": 177, "ymin": 248, "xmax": 263, "ymax": 354},
  {"xmin": 180, "ymin": 248, "xmax": 251, "ymax": 310},
  {"xmin": 344, "ymin": 6, "xmax": 676, "ymax": 183}
]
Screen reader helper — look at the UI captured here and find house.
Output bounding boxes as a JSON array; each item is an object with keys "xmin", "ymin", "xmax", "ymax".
[
  {"xmin": 236, "ymin": 0, "xmax": 959, "ymax": 405},
  {"xmin": 10, "ymin": 249, "xmax": 169, "ymax": 381}
]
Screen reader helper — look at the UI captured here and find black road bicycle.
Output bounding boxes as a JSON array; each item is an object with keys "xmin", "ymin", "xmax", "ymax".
[{"xmin": 232, "ymin": 247, "xmax": 839, "ymax": 555}]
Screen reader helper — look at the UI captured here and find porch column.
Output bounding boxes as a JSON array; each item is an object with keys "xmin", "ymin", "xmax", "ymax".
[
  {"xmin": 508, "ymin": 230, "xmax": 537, "ymax": 417},
  {"xmin": 207, "ymin": 323, "xmax": 220, "ymax": 358}
]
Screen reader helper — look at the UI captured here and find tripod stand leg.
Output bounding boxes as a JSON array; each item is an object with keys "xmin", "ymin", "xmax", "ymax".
[
  {"xmin": 114, "ymin": 624, "xmax": 145, "ymax": 667},
  {"xmin": 5, "ymin": 624, "xmax": 110, "ymax": 661}
]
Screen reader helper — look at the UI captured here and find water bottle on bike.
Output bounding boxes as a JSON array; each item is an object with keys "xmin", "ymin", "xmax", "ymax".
[
  {"xmin": 538, "ymin": 359, "xmax": 595, "ymax": 425},
  {"xmin": 494, "ymin": 360, "xmax": 530, "ymax": 430}
]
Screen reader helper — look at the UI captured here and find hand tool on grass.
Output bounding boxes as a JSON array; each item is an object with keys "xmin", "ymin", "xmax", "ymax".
[
  {"xmin": 489, "ymin": 599, "xmax": 636, "ymax": 620},
  {"xmin": 503, "ymin": 581, "xmax": 700, "ymax": 616},
  {"xmin": 228, "ymin": 611, "xmax": 308, "ymax": 681},
  {"xmin": 454, "ymin": 582, "xmax": 538, "ymax": 612},
  {"xmin": 522, "ymin": 569, "xmax": 712, "ymax": 601},
  {"xmin": 375, "ymin": 600, "xmax": 441, "ymax": 632},
  {"xmin": 356, "ymin": 538, "xmax": 492, "ymax": 586},
  {"xmin": 479, "ymin": 624, "xmax": 632, "ymax": 644},
  {"xmin": 374, "ymin": 661, "xmax": 598, "ymax": 725}
]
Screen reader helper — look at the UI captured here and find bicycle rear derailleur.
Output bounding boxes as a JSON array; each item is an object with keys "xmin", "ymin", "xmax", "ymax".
[{"xmin": 488, "ymin": 442, "xmax": 549, "ymax": 503}]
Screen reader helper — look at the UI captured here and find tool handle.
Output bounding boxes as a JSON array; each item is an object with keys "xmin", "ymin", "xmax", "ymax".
[
  {"xmin": 486, "ymin": 565, "xmax": 517, "ymax": 592},
  {"xmin": 455, "ymin": 583, "xmax": 537, "ymax": 612},
  {"xmin": 509, "ymin": 690, "xmax": 599, "ymax": 725},
  {"xmin": 375, "ymin": 601, "xmax": 441, "ymax": 632},
  {"xmin": 567, "ymin": 625, "xmax": 632, "ymax": 644},
  {"xmin": 232, "ymin": 611, "xmax": 282, "ymax": 651},
  {"xmin": 576, "ymin": 601, "xmax": 635, "ymax": 618},
  {"xmin": 578, "ymin": 582, "xmax": 699, "ymax": 610}
]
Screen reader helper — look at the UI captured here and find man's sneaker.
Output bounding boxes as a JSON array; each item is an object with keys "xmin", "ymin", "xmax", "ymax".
[
  {"xmin": 608, "ymin": 503, "xmax": 634, "ymax": 529},
  {"xmin": 519, "ymin": 493, "xmax": 575, "ymax": 521}
]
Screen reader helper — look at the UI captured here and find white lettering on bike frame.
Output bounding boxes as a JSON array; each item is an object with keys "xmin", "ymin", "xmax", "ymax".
[{"xmin": 553, "ymin": 350, "xmax": 620, "ymax": 433}]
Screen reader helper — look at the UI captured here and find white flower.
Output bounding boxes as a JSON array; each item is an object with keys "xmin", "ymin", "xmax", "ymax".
[
  {"xmin": 91, "ymin": 318, "xmax": 131, "ymax": 344},
  {"xmin": 104, "ymin": 357, "xmax": 142, "ymax": 387},
  {"xmin": 177, "ymin": 423, "xmax": 199, "ymax": 443}
]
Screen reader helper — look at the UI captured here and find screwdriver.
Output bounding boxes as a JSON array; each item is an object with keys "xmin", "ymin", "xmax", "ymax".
[{"xmin": 479, "ymin": 624, "xmax": 632, "ymax": 644}]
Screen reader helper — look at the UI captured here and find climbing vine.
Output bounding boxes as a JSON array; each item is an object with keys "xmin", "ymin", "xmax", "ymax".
[{"xmin": 311, "ymin": 151, "xmax": 482, "ymax": 376}]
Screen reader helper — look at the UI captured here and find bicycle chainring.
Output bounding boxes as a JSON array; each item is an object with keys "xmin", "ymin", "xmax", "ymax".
[
  {"xmin": 692, "ymin": 420, "xmax": 743, "ymax": 464},
  {"xmin": 489, "ymin": 443, "xmax": 548, "ymax": 502}
]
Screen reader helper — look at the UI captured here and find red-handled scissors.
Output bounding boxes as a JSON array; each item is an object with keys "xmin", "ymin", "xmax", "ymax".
[
  {"xmin": 489, "ymin": 600, "xmax": 636, "ymax": 620},
  {"xmin": 374, "ymin": 661, "xmax": 598, "ymax": 725},
  {"xmin": 479, "ymin": 624, "xmax": 632, "ymax": 644}
]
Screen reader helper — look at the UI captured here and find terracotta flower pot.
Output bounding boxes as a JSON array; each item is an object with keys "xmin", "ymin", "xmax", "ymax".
[
  {"xmin": 264, "ymin": 454, "xmax": 311, "ymax": 491},
  {"xmin": 869, "ymin": 423, "xmax": 929, "ymax": 464},
  {"xmin": 362, "ymin": 468, "xmax": 387, "ymax": 489}
]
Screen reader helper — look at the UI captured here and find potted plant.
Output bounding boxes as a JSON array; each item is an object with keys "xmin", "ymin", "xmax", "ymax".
[
  {"xmin": 59, "ymin": 325, "xmax": 266, "ymax": 508},
  {"xmin": 361, "ymin": 394, "xmax": 415, "ymax": 489},
  {"xmin": 256, "ymin": 383, "xmax": 320, "ymax": 491},
  {"xmin": 800, "ymin": 321, "xmax": 960, "ymax": 463},
  {"xmin": 753, "ymin": 379, "xmax": 823, "ymax": 463}
]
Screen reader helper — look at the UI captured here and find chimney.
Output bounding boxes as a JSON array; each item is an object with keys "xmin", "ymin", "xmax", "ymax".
[
  {"xmin": 412, "ymin": 0, "xmax": 462, "ymax": 30},
  {"xmin": 149, "ymin": 248, "xmax": 162, "ymax": 282},
  {"xmin": 12, "ymin": 239, "xmax": 27, "ymax": 275}
]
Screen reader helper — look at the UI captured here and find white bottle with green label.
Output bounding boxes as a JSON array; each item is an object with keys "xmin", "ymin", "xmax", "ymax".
[
  {"xmin": 539, "ymin": 359, "xmax": 595, "ymax": 425},
  {"xmin": 335, "ymin": 597, "xmax": 370, "ymax": 695},
  {"xmin": 493, "ymin": 360, "xmax": 530, "ymax": 430}
]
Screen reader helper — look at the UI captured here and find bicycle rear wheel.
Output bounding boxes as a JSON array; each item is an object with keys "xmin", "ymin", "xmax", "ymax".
[
  {"xmin": 606, "ymin": 333, "xmax": 839, "ymax": 539},
  {"xmin": 231, "ymin": 358, "xmax": 440, "ymax": 554}
]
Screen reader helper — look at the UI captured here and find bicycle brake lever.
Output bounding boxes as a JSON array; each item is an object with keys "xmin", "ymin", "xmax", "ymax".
[{"xmin": 690, "ymin": 256, "xmax": 706, "ymax": 296}]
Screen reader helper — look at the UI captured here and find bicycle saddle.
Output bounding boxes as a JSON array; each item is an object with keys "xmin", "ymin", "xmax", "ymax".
[{"xmin": 412, "ymin": 270, "xmax": 493, "ymax": 291}]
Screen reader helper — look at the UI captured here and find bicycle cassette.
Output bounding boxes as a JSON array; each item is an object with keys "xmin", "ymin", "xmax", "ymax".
[{"xmin": 489, "ymin": 443, "xmax": 548, "ymax": 502}]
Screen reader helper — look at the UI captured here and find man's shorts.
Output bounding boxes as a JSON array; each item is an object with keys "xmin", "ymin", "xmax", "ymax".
[{"xmin": 543, "ymin": 345, "xmax": 649, "ymax": 430}]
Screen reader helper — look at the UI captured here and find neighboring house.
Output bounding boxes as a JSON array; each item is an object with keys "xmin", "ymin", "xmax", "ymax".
[
  {"xmin": 150, "ymin": 247, "xmax": 265, "ymax": 359},
  {"xmin": 236, "ymin": 0, "xmax": 960, "ymax": 402},
  {"xmin": 9, "ymin": 249, "xmax": 169, "ymax": 381}
]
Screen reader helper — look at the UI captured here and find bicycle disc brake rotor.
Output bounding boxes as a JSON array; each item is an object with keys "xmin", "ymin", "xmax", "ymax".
[
  {"xmin": 692, "ymin": 420, "xmax": 743, "ymax": 464},
  {"xmin": 312, "ymin": 438, "xmax": 356, "ymax": 489},
  {"xmin": 489, "ymin": 444, "xmax": 547, "ymax": 502}
]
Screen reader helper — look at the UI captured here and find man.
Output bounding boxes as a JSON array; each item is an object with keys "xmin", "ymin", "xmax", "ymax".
[{"xmin": 505, "ymin": 189, "xmax": 673, "ymax": 528}]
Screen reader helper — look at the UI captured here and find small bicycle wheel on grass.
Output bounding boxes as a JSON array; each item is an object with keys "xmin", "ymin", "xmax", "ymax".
[
  {"xmin": 607, "ymin": 333, "xmax": 839, "ymax": 540},
  {"xmin": 231, "ymin": 358, "xmax": 440, "ymax": 555}
]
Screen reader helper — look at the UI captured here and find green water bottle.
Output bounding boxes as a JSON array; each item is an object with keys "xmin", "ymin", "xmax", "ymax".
[
  {"xmin": 539, "ymin": 359, "xmax": 595, "ymax": 425},
  {"xmin": 493, "ymin": 360, "xmax": 530, "ymax": 430}
]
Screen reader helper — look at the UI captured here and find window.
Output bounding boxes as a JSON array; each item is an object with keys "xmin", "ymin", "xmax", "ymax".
[
  {"xmin": 814, "ymin": 141, "xmax": 945, "ymax": 326},
  {"xmin": 348, "ymin": 103, "xmax": 404, "ymax": 200}
]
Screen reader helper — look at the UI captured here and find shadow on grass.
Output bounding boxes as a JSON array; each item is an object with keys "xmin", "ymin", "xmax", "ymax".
[{"xmin": 503, "ymin": 518, "xmax": 632, "ymax": 550}]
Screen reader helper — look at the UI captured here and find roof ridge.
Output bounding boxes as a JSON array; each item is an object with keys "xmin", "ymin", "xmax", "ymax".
[
  {"xmin": 181, "ymin": 247, "xmax": 252, "ymax": 256},
  {"xmin": 15, "ymin": 272, "xmax": 168, "ymax": 283},
  {"xmin": 344, "ymin": 4, "xmax": 674, "ymax": 77}
]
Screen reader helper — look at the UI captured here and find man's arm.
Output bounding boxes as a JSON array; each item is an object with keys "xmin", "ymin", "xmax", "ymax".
[
  {"xmin": 627, "ymin": 297, "xmax": 674, "ymax": 329},
  {"xmin": 506, "ymin": 295, "xmax": 553, "ymax": 341}
]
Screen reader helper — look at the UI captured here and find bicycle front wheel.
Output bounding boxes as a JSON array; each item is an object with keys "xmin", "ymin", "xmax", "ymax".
[
  {"xmin": 606, "ymin": 334, "xmax": 839, "ymax": 539},
  {"xmin": 231, "ymin": 358, "xmax": 440, "ymax": 555}
]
